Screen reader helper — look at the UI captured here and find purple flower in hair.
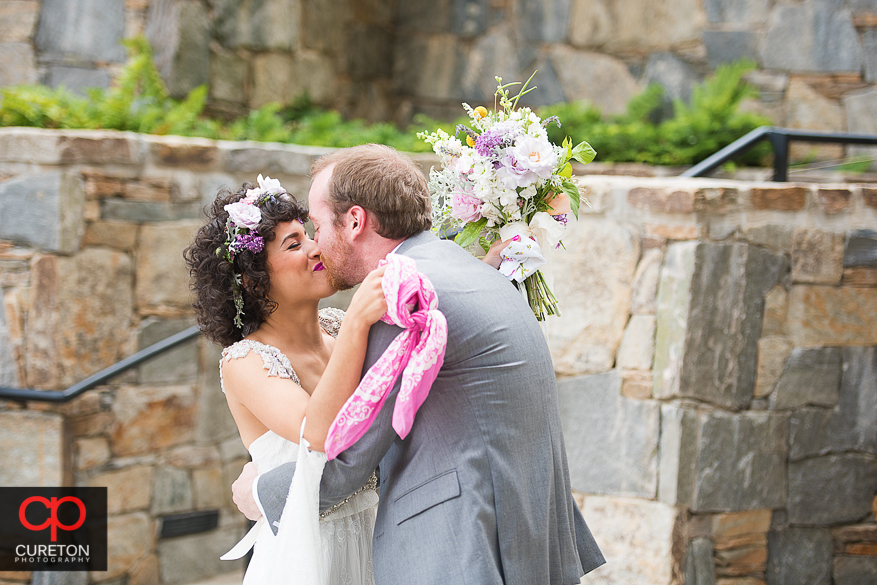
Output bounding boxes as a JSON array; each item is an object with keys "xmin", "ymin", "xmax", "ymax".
[{"xmin": 236, "ymin": 232, "xmax": 265, "ymax": 254}]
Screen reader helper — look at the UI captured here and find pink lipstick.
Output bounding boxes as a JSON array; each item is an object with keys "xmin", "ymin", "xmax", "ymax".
[{"xmin": 314, "ymin": 262, "xmax": 325, "ymax": 272}]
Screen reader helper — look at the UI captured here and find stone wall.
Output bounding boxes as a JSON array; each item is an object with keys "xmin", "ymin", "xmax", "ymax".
[
  {"xmin": 1, "ymin": 0, "xmax": 876, "ymax": 166},
  {"xmin": 0, "ymin": 128, "xmax": 875, "ymax": 584}
]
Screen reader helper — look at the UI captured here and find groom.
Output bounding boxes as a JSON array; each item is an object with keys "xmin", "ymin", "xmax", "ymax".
[{"xmin": 232, "ymin": 144, "xmax": 605, "ymax": 583}]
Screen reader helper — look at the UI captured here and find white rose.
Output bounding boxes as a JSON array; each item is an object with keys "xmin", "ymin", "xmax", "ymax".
[
  {"xmin": 511, "ymin": 135, "xmax": 558, "ymax": 180},
  {"xmin": 225, "ymin": 201, "xmax": 262, "ymax": 229},
  {"xmin": 257, "ymin": 174, "xmax": 284, "ymax": 195}
]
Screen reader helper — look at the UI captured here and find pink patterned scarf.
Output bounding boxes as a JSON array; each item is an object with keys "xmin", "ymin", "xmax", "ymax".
[{"xmin": 325, "ymin": 253, "xmax": 448, "ymax": 460}]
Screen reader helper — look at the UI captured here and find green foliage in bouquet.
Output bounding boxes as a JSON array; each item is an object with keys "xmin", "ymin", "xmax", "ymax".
[{"xmin": 539, "ymin": 60, "xmax": 772, "ymax": 166}]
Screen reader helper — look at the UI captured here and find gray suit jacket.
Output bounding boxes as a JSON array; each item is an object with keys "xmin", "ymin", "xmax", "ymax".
[{"xmin": 258, "ymin": 231, "xmax": 605, "ymax": 584}]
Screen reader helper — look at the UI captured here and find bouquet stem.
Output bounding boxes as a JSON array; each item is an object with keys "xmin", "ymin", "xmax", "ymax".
[{"xmin": 522, "ymin": 269, "xmax": 560, "ymax": 321}]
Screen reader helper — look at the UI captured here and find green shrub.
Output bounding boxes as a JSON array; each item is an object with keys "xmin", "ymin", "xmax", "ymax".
[{"xmin": 0, "ymin": 37, "xmax": 771, "ymax": 167}]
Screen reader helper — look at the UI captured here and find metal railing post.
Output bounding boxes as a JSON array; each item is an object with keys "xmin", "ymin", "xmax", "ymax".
[{"xmin": 769, "ymin": 132, "xmax": 789, "ymax": 182}]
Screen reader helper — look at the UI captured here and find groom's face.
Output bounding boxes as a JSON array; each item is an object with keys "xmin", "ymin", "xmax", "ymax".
[{"xmin": 308, "ymin": 166, "xmax": 360, "ymax": 291}]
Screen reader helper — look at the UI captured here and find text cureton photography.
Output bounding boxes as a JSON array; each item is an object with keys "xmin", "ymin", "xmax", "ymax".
[{"xmin": 0, "ymin": 487, "xmax": 107, "ymax": 572}]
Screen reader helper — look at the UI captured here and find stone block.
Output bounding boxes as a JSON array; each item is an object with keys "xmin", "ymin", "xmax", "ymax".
[
  {"xmin": 111, "ymin": 385, "xmax": 196, "ymax": 456},
  {"xmin": 0, "ymin": 172, "xmax": 85, "ymax": 254},
  {"xmin": 771, "ymin": 347, "xmax": 842, "ymax": 409},
  {"xmin": 214, "ymin": 0, "xmax": 299, "ymax": 51},
  {"xmin": 788, "ymin": 454, "xmax": 877, "ymax": 525},
  {"xmin": 347, "ymin": 24, "xmax": 393, "ymax": 81},
  {"xmin": 643, "ymin": 222, "xmax": 702, "ymax": 241},
  {"xmin": 0, "ymin": 2, "xmax": 40, "ymax": 43},
  {"xmin": 630, "ymin": 248, "xmax": 663, "ymax": 315},
  {"xmin": 31, "ymin": 572, "xmax": 87, "ymax": 585},
  {"xmin": 515, "ymin": 0, "xmax": 572, "ymax": 42},
  {"xmin": 128, "ymin": 554, "xmax": 159, "ymax": 585},
  {"xmin": 616, "ymin": 315, "xmax": 656, "ymax": 371},
  {"xmin": 685, "ymin": 537, "xmax": 716, "ymax": 585},
  {"xmin": 766, "ymin": 528, "xmax": 832, "ymax": 585},
  {"xmin": 581, "ymin": 496, "xmax": 679, "ymax": 585},
  {"xmin": 569, "ymin": 0, "xmax": 706, "ymax": 50},
  {"xmin": 250, "ymin": 51, "xmax": 295, "ymax": 108},
  {"xmin": 395, "ymin": 0, "xmax": 450, "ymax": 33},
  {"xmin": 695, "ymin": 411, "xmax": 787, "ymax": 512},
  {"xmin": 754, "ymin": 336, "xmax": 792, "ymax": 398},
  {"xmin": 0, "ymin": 288, "xmax": 23, "ymax": 388},
  {"xmin": 713, "ymin": 510, "xmax": 772, "ymax": 542},
  {"xmin": 834, "ymin": 557, "xmax": 877, "ymax": 585},
  {"xmin": 89, "ymin": 465, "xmax": 153, "ymax": 514},
  {"xmin": 75, "ymin": 437, "xmax": 110, "ymax": 471},
  {"xmin": 865, "ymin": 29, "xmax": 877, "ymax": 83},
  {"xmin": 164, "ymin": 445, "xmax": 220, "ymax": 468},
  {"xmin": 0, "ymin": 43, "xmax": 37, "ymax": 86},
  {"xmin": 750, "ymin": 187, "xmax": 807, "ymax": 211},
  {"xmin": 302, "ymin": 0, "xmax": 352, "ymax": 51},
  {"xmin": 865, "ymin": 188, "xmax": 877, "ymax": 210},
  {"xmin": 149, "ymin": 137, "xmax": 218, "ymax": 170},
  {"xmin": 100, "ymin": 200, "xmax": 203, "ymax": 222},
  {"xmin": 658, "ymin": 404, "xmax": 699, "ymax": 506},
  {"xmin": 99, "ymin": 513, "xmax": 153, "ymax": 581},
  {"xmin": 791, "ymin": 228, "xmax": 844, "ymax": 284},
  {"xmin": 844, "ymin": 229, "xmax": 877, "ymax": 268},
  {"xmin": 786, "ymin": 286, "xmax": 877, "ymax": 346},
  {"xmin": 393, "ymin": 34, "xmax": 467, "ymax": 101},
  {"xmin": 209, "ymin": 46, "xmax": 247, "ymax": 104},
  {"xmin": 784, "ymin": 79, "xmax": 845, "ymax": 161},
  {"xmin": 643, "ymin": 52, "xmax": 702, "ymax": 111},
  {"xmin": 843, "ymin": 267, "xmax": 877, "ymax": 286},
  {"xmin": 715, "ymin": 544, "xmax": 767, "ymax": 576},
  {"xmin": 82, "ymin": 221, "xmax": 139, "ymax": 251},
  {"xmin": 620, "ymin": 370, "xmax": 652, "ymax": 399},
  {"xmin": 125, "ymin": 176, "xmax": 178, "ymax": 202},
  {"xmin": 704, "ymin": 0, "xmax": 771, "ymax": 24},
  {"xmin": 704, "ymin": 30, "xmax": 761, "ymax": 69},
  {"xmin": 45, "ymin": 67, "xmax": 110, "ymax": 94},
  {"xmin": 628, "ymin": 187, "xmax": 694, "ymax": 213},
  {"xmin": 547, "ymin": 218, "xmax": 639, "ymax": 375},
  {"xmin": 457, "ymin": 25, "xmax": 524, "ymax": 105},
  {"xmin": 0, "ymin": 411, "xmax": 66, "ymax": 487},
  {"xmin": 36, "ymin": 0, "xmax": 125, "ymax": 62},
  {"xmin": 550, "ymin": 46, "xmax": 639, "ymax": 116},
  {"xmin": 695, "ymin": 187, "xmax": 741, "ymax": 214},
  {"xmin": 58, "ymin": 134, "xmax": 141, "ymax": 165},
  {"xmin": 556, "ymin": 372, "xmax": 659, "ymax": 498},
  {"xmin": 26, "ymin": 249, "xmax": 134, "ymax": 389},
  {"xmin": 196, "ymin": 342, "xmax": 239, "ymax": 444},
  {"xmin": 145, "ymin": 0, "xmax": 210, "ymax": 98},
  {"xmin": 157, "ymin": 526, "xmax": 245, "ymax": 584},
  {"xmin": 816, "ymin": 188, "xmax": 851, "ymax": 214},
  {"xmin": 789, "ymin": 347, "xmax": 877, "ymax": 460},
  {"xmin": 152, "ymin": 465, "xmax": 192, "ymax": 515},
  {"xmin": 192, "ymin": 467, "xmax": 224, "ymax": 509},
  {"xmin": 223, "ymin": 143, "xmax": 332, "ymax": 176},
  {"xmin": 762, "ymin": 0, "xmax": 864, "ymax": 73},
  {"xmin": 135, "ymin": 222, "xmax": 200, "ymax": 310},
  {"xmin": 137, "ymin": 317, "xmax": 198, "ymax": 385},
  {"xmin": 740, "ymin": 224, "xmax": 794, "ymax": 254},
  {"xmin": 654, "ymin": 242, "xmax": 786, "ymax": 409}
]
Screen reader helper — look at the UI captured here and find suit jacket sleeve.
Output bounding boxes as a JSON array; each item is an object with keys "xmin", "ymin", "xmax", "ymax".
[{"xmin": 257, "ymin": 320, "xmax": 403, "ymax": 531}]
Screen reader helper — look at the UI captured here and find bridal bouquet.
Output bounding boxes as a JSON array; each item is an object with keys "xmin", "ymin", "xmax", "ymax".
[{"xmin": 419, "ymin": 74, "xmax": 596, "ymax": 320}]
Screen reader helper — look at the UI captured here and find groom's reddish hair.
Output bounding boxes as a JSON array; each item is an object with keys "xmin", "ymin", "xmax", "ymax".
[{"xmin": 310, "ymin": 144, "xmax": 431, "ymax": 240}]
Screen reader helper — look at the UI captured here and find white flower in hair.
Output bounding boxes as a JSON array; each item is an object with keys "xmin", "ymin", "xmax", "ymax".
[
  {"xmin": 225, "ymin": 201, "xmax": 262, "ymax": 229},
  {"xmin": 257, "ymin": 174, "xmax": 284, "ymax": 195}
]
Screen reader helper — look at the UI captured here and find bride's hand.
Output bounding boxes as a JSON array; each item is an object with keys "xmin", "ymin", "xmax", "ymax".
[
  {"xmin": 346, "ymin": 265, "xmax": 388, "ymax": 328},
  {"xmin": 482, "ymin": 239, "xmax": 512, "ymax": 269},
  {"xmin": 232, "ymin": 462, "xmax": 262, "ymax": 521}
]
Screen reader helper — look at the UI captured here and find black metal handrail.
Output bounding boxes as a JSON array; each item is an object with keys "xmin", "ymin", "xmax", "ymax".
[
  {"xmin": 681, "ymin": 126, "xmax": 877, "ymax": 181},
  {"xmin": 0, "ymin": 326, "xmax": 201, "ymax": 402}
]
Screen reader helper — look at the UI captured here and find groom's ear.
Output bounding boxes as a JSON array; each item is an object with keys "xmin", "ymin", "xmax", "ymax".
[{"xmin": 347, "ymin": 205, "xmax": 369, "ymax": 239}]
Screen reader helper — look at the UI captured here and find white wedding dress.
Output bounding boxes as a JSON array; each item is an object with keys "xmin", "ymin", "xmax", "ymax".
[{"xmin": 219, "ymin": 308, "xmax": 379, "ymax": 585}]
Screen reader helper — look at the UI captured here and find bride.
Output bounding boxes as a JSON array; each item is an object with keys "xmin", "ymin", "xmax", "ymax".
[{"xmin": 184, "ymin": 176, "xmax": 389, "ymax": 585}]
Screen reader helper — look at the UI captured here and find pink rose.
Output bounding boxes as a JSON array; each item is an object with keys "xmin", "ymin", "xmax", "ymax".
[{"xmin": 451, "ymin": 190, "xmax": 483, "ymax": 223}]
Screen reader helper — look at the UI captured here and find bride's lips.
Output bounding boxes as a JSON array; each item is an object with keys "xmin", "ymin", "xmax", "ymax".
[{"xmin": 314, "ymin": 262, "xmax": 325, "ymax": 272}]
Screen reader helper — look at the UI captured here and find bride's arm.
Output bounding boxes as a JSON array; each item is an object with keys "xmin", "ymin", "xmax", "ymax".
[
  {"xmin": 221, "ymin": 265, "xmax": 387, "ymax": 451},
  {"xmin": 301, "ymin": 266, "xmax": 387, "ymax": 451}
]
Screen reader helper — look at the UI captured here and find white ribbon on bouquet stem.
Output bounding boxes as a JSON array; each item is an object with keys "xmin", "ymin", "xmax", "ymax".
[{"xmin": 497, "ymin": 212, "xmax": 568, "ymax": 283}]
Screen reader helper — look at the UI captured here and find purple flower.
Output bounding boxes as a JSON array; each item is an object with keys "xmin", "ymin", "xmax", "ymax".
[
  {"xmin": 552, "ymin": 214, "xmax": 569, "ymax": 227},
  {"xmin": 474, "ymin": 130, "xmax": 504, "ymax": 158},
  {"xmin": 236, "ymin": 232, "xmax": 265, "ymax": 254}
]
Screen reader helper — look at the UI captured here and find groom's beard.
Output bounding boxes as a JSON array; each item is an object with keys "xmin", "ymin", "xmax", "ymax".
[{"xmin": 320, "ymin": 239, "xmax": 357, "ymax": 291}]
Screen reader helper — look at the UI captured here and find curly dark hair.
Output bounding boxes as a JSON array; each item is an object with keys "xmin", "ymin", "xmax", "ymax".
[{"xmin": 184, "ymin": 183, "xmax": 309, "ymax": 347}]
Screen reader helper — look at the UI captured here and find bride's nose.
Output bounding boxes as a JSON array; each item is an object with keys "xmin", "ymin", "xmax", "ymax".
[{"xmin": 306, "ymin": 239, "xmax": 321, "ymax": 259}]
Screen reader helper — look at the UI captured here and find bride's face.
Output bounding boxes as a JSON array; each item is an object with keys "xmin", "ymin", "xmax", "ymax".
[{"xmin": 264, "ymin": 220, "xmax": 336, "ymax": 303}]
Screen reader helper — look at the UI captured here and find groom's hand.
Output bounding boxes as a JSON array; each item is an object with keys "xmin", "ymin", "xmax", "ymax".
[{"xmin": 232, "ymin": 462, "xmax": 262, "ymax": 521}]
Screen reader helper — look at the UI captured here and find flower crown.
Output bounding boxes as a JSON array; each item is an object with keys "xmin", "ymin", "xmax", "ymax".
[{"xmin": 217, "ymin": 174, "xmax": 297, "ymax": 329}]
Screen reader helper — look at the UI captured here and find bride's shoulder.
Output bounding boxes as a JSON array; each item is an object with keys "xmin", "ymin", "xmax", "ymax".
[
  {"xmin": 318, "ymin": 307, "xmax": 345, "ymax": 337},
  {"xmin": 220, "ymin": 339, "xmax": 298, "ymax": 386}
]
